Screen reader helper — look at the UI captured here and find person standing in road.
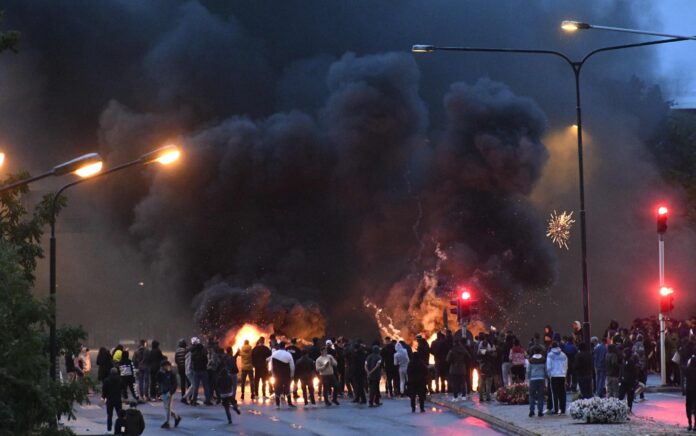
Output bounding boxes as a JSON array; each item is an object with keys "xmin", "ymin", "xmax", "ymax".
[
  {"xmin": 381, "ymin": 338, "xmax": 398, "ymax": 398},
  {"xmin": 190, "ymin": 337, "xmax": 212, "ymax": 405},
  {"xmin": 174, "ymin": 339, "xmax": 188, "ymax": 402},
  {"xmin": 407, "ymin": 356, "xmax": 427, "ymax": 413},
  {"xmin": 236, "ymin": 340, "xmax": 255, "ymax": 400},
  {"xmin": 546, "ymin": 342, "xmax": 568, "ymax": 414},
  {"xmin": 157, "ymin": 360, "xmax": 182, "ymax": 429},
  {"xmin": 148, "ymin": 341, "xmax": 164, "ymax": 401},
  {"xmin": 286, "ymin": 338, "xmax": 302, "ymax": 399},
  {"xmin": 252, "ymin": 337, "xmax": 272, "ymax": 400},
  {"xmin": 295, "ymin": 350, "xmax": 316, "ymax": 406},
  {"xmin": 446, "ymin": 338, "xmax": 471, "ymax": 401},
  {"xmin": 118, "ymin": 350, "xmax": 138, "ymax": 401},
  {"xmin": 618, "ymin": 348, "xmax": 638, "ymax": 412},
  {"xmin": 509, "ymin": 339, "xmax": 527, "ymax": 384},
  {"xmin": 316, "ymin": 346, "xmax": 340, "ymax": 406},
  {"xmin": 97, "ymin": 347, "xmax": 114, "ymax": 384},
  {"xmin": 684, "ymin": 355, "xmax": 696, "ymax": 431},
  {"xmin": 102, "ymin": 367, "xmax": 123, "ymax": 432},
  {"xmin": 527, "ymin": 345, "xmax": 546, "ymax": 417},
  {"xmin": 271, "ymin": 342, "xmax": 296, "ymax": 409},
  {"xmin": 132, "ymin": 340, "xmax": 150, "ymax": 402},
  {"xmin": 605, "ymin": 344, "xmax": 621, "ymax": 398},
  {"xmin": 574, "ymin": 342, "xmax": 593, "ymax": 399},
  {"xmin": 394, "ymin": 342, "xmax": 410, "ymax": 397},
  {"xmin": 365, "ymin": 345, "xmax": 382, "ymax": 407},
  {"xmin": 592, "ymin": 336, "xmax": 608, "ymax": 398}
]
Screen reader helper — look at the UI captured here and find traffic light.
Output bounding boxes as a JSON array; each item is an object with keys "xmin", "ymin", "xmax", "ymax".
[
  {"xmin": 450, "ymin": 288, "xmax": 478, "ymax": 322},
  {"xmin": 659, "ymin": 286, "xmax": 674, "ymax": 314},
  {"xmin": 657, "ymin": 206, "xmax": 668, "ymax": 234}
]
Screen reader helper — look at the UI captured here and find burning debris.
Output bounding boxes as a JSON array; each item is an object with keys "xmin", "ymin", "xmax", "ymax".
[{"xmin": 193, "ymin": 282, "xmax": 326, "ymax": 340}]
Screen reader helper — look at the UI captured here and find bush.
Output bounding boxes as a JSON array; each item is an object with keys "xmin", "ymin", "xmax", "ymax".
[
  {"xmin": 568, "ymin": 397, "xmax": 629, "ymax": 423},
  {"xmin": 495, "ymin": 383, "xmax": 528, "ymax": 404}
]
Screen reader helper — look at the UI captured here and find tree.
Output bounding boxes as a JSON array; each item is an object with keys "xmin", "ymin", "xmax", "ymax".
[{"xmin": 0, "ymin": 13, "xmax": 90, "ymax": 435}]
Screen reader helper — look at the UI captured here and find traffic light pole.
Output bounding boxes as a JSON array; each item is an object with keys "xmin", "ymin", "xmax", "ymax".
[{"xmin": 659, "ymin": 233, "xmax": 667, "ymax": 386}]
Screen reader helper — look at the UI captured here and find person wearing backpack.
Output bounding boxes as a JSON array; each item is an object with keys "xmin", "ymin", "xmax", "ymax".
[
  {"xmin": 119, "ymin": 350, "xmax": 138, "ymax": 401},
  {"xmin": 114, "ymin": 402, "xmax": 145, "ymax": 435}
]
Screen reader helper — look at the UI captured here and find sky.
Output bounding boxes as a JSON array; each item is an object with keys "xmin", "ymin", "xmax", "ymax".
[{"xmin": 656, "ymin": 2, "xmax": 696, "ymax": 107}]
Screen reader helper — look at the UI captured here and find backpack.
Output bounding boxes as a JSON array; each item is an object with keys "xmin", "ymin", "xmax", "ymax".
[{"xmin": 124, "ymin": 408, "xmax": 145, "ymax": 435}]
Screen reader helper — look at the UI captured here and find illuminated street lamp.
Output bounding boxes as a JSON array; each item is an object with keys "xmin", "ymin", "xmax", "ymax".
[
  {"xmin": 412, "ymin": 33, "xmax": 688, "ymax": 346},
  {"xmin": 48, "ymin": 145, "xmax": 181, "ymax": 380},
  {"xmin": 0, "ymin": 152, "xmax": 104, "ymax": 194},
  {"xmin": 561, "ymin": 20, "xmax": 696, "ymax": 41}
]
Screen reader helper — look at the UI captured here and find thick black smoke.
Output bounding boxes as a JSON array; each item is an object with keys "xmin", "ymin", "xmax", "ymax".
[{"xmin": 4, "ymin": 1, "xmax": 693, "ymax": 342}]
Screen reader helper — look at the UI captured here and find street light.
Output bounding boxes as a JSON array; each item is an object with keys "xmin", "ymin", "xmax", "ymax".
[
  {"xmin": 0, "ymin": 152, "xmax": 104, "ymax": 194},
  {"xmin": 561, "ymin": 20, "xmax": 696, "ymax": 41},
  {"xmin": 48, "ymin": 144, "xmax": 181, "ymax": 380},
  {"xmin": 412, "ymin": 35, "xmax": 689, "ymax": 346}
]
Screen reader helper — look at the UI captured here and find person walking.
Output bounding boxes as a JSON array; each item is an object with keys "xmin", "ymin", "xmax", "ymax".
[
  {"xmin": 546, "ymin": 342, "xmax": 568, "ymax": 414},
  {"xmin": 271, "ymin": 342, "xmax": 296, "ymax": 408},
  {"xmin": 207, "ymin": 340, "xmax": 222, "ymax": 404},
  {"xmin": 618, "ymin": 348, "xmax": 638, "ymax": 412},
  {"xmin": 295, "ymin": 350, "xmax": 317, "ymax": 406},
  {"xmin": 218, "ymin": 347, "xmax": 241, "ymax": 423},
  {"xmin": 132, "ymin": 340, "xmax": 150, "ymax": 402},
  {"xmin": 252, "ymin": 337, "xmax": 272, "ymax": 400},
  {"xmin": 407, "ymin": 356, "xmax": 427, "ymax": 413},
  {"xmin": 119, "ymin": 350, "xmax": 138, "ymax": 401},
  {"xmin": 316, "ymin": 346, "xmax": 340, "ymax": 406},
  {"xmin": 157, "ymin": 360, "xmax": 182, "ymax": 429},
  {"xmin": 527, "ymin": 345, "xmax": 547, "ymax": 417},
  {"xmin": 574, "ymin": 342, "xmax": 593, "ymax": 399},
  {"xmin": 684, "ymin": 355, "xmax": 696, "ymax": 430},
  {"xmin": 102, "ymin": 367, "xmax": 123, "ymax": 432},
  {"xmin": 174, "ymin": 339, "xmax": 188, "ymax": 402},
  {"xmin": 236, "ymin": 340, "xmax": 254, "ymax": 400},
  {"xmin": 509, "ymin": 339, "xmax": 527, "ymax": 384},
  {"xmin": 632, "ymin": 335, "xmax": 647, "ymax": 401},
  {"xmin": 592, "ymin": 337, "xmax": 608, "ymax": 398},
  {"xmin": 394, "ymin": 342, "xmax": 410, "ymax": 397},
  {"xmin": 446, "ymin": 338, "xmax": 471, "ymax": 401},
  {"xmin": 605, "ymin": 344, "xmax": 621, "ymax": 398},
  {"xmin": 148, "ymin": 341, "xmax": 164, "ymax": 401},
  {"xmin": 365, "ymin": 345, "xmax": 382, "ymax": 407}
]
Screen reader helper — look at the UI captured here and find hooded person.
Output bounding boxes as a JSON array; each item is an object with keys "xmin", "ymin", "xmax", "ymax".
[
  {"xmin": 217, "ymin": 347, "xmax": 241, "ymax": 423},
  {"xmin": 102, "ymin": 367, "xmax": 123, "ymax": 432},
  {"xmin": 381, "ymin": 337, "xmax": 398, "ymax": 397},
  {"xmin": 573, "ymin": 342, "xmax": 593, "ymax": 399},
  {"xmin": 271, "ymin": 342, "xmax": 296, "ymax": 408},
  {"xmin": 546, "ymin": 342, "xmax": 568, "ymax": 414},
  {"xmin": 235, "ymin": 339, "xmax": 254, "ymax": 400},
  {"xmin": 394, "ymin": 342, "xmax": 410, "ymax": 396},
  {"xmin": 157, "ymin": 360, "xmax": 181, "ymax": 429},
  {"xmin": 252, "ymin": 337, "xmax": 272, "ymax": 399},
  {"xmin": 527, "ymin": 345, "xmax": 547, "ymax": 417},
  {"xmin": 295, "ymin": 350, "xmax": 317, "ymax": 406},
  {"xmin": 592, "ymin": 336, "xmax": 608, "ymax": 398},
  {"xmin": 446, "ymin": 338, "xmax": 471, "ymax": 401},
  {"xmin": 118, "ymin": 350, "xmax": 138, "ymax": 401},
  {"xmin": 406, "ymin": 353, "xmax": 428, "ymax": 413}
]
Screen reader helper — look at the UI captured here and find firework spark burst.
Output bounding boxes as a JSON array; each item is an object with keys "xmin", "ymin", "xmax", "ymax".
[{"xmin": 546, "ymin": 210, "xmax": 575, "ymax": 249}]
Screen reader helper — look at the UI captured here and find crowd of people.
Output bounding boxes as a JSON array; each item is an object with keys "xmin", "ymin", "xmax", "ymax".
[{"xmin": 74, "ymin": 315, "xmax": 696, "ymax": 433}]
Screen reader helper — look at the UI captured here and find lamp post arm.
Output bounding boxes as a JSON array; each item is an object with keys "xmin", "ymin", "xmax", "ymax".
[
  {"xmin": 0, "ymin": 170, "xmax": 54, "ymax": 194},
  {"xmin": 579, "ymin": 37, "xmax": 689, "ymax": 69},
  {"xmin": 431, "ymin": 46, "xmax": 574, "ymax": 67},
  {"xmin": 588, "ymin": 24, "xmax": 696, "ymax": 41}
]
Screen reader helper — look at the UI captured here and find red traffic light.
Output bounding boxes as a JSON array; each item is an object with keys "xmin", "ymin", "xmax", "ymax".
[
  {"xmin": 658, "ymin": 206, "xmax": 668, "ymax": 216},
  {"xmin": 659, "ymin": 286, "xmax": 674, "ymax": 296},
  {"xmin": 461, "ymin": 290, "xmax": 471, "ymax": 300},
  {"xmin": 657, "ymin": 205, "xmax": 668, "ymax": 234}
]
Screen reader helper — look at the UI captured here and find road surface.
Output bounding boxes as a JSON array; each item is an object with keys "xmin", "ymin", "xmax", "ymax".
[{"xmin": 67, "ymin": 394, "xmax": 504, "ymax": 435}]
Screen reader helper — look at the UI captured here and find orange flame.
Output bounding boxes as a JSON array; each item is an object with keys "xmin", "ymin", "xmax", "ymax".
[
  {"xmin": 472, "ymin": 368, "xmax": 479, "ymax": 392},
  {"xmin": 223, "ymin": 323, "xmax": 274, "ymax": 354}
]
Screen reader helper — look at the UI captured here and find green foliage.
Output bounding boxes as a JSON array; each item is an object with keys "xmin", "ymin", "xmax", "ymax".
[
  {"xmin": 0, "ymin": 11, "xmax": 19, "ymax": 53},
  {"xmin": 0, "ymin": 178, "xmax": 84, "ymax": 434},
  {"xmin": 649, "ymin": 110, "xmax": 696, "ymax": 222}
]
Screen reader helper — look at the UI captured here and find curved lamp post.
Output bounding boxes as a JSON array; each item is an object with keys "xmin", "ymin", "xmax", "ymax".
[
  {"xmin": 0, "ymin": 153, "xmax": 104, "ymax": 194},
  {"xmin": 412, "ymin": 33, "xmax": 689, "ymax": 346},
  {"xmin": 49, "ymin": 144, "xmax": 181, "ymax": 380}
]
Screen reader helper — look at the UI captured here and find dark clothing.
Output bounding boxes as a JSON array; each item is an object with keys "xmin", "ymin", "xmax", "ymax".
[
  {"xmin": 174, "ymin": 347, "xmax": 187, "ymax": 371},
  {"xmin": 365, "ymin": 352, "xmax": 382, "ymax": 382},
  {"xmin": 191, "ymin": 344, "xmax": 208, "ymax": 372},
  {"xmin": 251, "ymin": 345, "xmax": 272, "ymax": 370},
  {"xmin": 550, "ymin": 377, "xmax": 567, "ymax": 413},
  {"xmin": 307, "ymin": 344, "xmax": 321, "ymax": 361},
  {"xmin": 114, "ymin": 408, "xmax": 145, "ymax": 435},
  {"xmin": 407, "ymin": 360, "xmax": 428, "ymax": 412},
  {"xmin": 102, "ymin": 373, "xmax": 123, "ymax": 404},
  {"xmin": 106, "ymin": 402, "xmax": 122, "ymax": 432},
  {"xmin": 147, "ymin": 347, "xmax": 164, "ymax": 371},
  {"xmin": 605, "ymin": 352, "xmax": 620, "ymax": 377},
  {"xmin": 446, "ymin": 345, "xmax": 471, "ymax": 376},
  {"xmin": 157, "ymin": 369, "xmax": 178, "ymax": 396},
  {"xmin": 286, "ymin": 345, "xmax": 302, "ymax": 363},
  {"xmin": 619, "ymin": 358, "xmax": 638, "ymax": 410},
  {"xmin": 573, "ymin": 350, "xmax": 592, "ymax": 377},
  {"xmin": 97, "ymin": 349, "xmax": 114, "ymax": 382}
]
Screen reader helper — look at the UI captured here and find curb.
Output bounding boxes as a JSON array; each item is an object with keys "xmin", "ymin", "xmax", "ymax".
[
  {"xmin": 430, "ymin": 396, "xmax": 538, "ymax": 436},
  {"xmin": 645, "ymin": 386, "xmax": 681, "ymax": 394}
]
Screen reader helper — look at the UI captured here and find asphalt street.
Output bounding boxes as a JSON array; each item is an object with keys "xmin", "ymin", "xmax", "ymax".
[{"xmin": 66, "ymin": 394, "xmax": 504, "ymax": 435}]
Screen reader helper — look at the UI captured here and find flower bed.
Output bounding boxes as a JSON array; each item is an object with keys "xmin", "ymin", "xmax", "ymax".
[
  {"xmin": 495, "ymin": 383, "xmax": 528, "ymax": 404},
  {"xmin": 568, "ymin": 397, "xmax": 629, "ymax": 423}
]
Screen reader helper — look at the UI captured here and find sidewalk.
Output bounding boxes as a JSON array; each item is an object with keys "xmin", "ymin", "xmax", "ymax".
[{"xmin": 431, "ymin": 392, "xmax": 689, "ymax": 435}]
